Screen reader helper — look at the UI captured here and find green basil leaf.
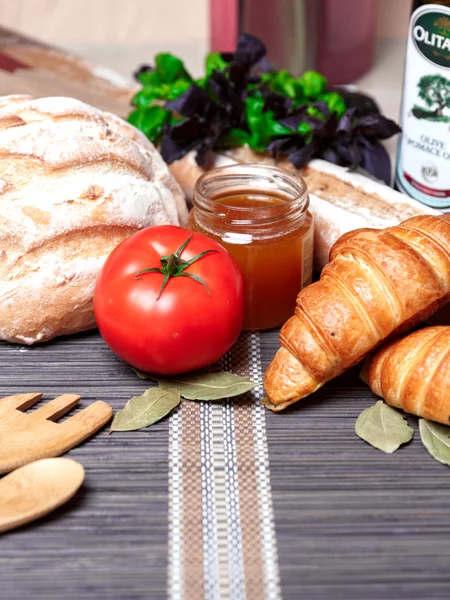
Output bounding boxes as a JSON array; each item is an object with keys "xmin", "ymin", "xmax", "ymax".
[
  {"xmin": 319, "ymin": 91, "xmax": 347, "ymax": 117},
  {"xmin": 269, "ymin": 70, "xmax": 297, "ymax": 99},
  {"xmin": 245, "ymin": 96, "xmax": 267, "ymax": 140},
  {"xmin": 419, "ymin": 419, "xmax": 450, "ymax": 466},
  {"xmin": 262, "ymin": 114, "xmax": 292, "ymax": 137},
  {"xmin": 299, "ymin": 70, "xmax": 327, "ymax": 98},
  {"xmin": 292, "ymin": 96, "xmax": 308, "ymax": 108},
  {"xmin": 167, "ymin": 79, "xmax": 192, "ymax": 100},
  {"xmin": 297, "ymin": 122, "xmax": 313, "ymax": 137},
  {"xmin": 155, "ymin": 53, "xmax": 192, "ymax": 83},
  {"xmin": 205, "ymin": 52, "xmax": 229, "ymax": 77},
  {"xmin": 259, "ymin": 72, "xmax": 273, "ymax": 84},
  {"xmin": 216, "ymin": 128, "xmax": 252, "ymax": 148},
  {"xmin": 137, "ymin": 70, "xmax": 162, "ymax": 87},
  {"xmin": 306, "ymin": 106, "xmax": 326, "ymax": 119},
  {"xmin": 127, "ymin": 106, "xmax": 170, "ymax": 142},
  {"xmin": 355, "ymin": 401, "xmax": 414, "ymax": 454},
  {"xmin": 111, "ymin": 387, "xmax": 180, "ymax": 431},
  {"xmin": 131, "ymin": 87, "xmax": 158, "ymax": 108},
  {"xmin": 156, "ymin": 371, "xmax": 261, "ymax": 401}
]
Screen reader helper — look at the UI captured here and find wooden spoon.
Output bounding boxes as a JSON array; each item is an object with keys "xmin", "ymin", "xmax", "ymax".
[{"xmin": 0, "ymin": 458, "xmax": 85, "ymax": 533}]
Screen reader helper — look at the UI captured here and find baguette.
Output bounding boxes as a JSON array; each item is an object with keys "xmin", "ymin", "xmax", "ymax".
[
  {"xmin": 263, "ymin": 214, "xmax": 450, "ymax": 411},
  {"xmin": 362, "ymin": 326, "xmax": 450, "ymax": 426},
  {"xmin": 169, "ymin": 148, "xmax": 438, "ymax": 268}
]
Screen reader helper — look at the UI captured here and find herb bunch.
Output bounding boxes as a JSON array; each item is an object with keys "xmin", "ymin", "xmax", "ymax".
[{"xmin": 128, "ymin": 33, "xmax": 400, "ymax": 184}]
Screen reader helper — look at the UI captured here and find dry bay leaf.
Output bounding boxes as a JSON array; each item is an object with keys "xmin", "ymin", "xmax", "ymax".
[
  {"xmin": 156, "ymin": 371, "xmax": 260, "ymax": 401},
  {"xmin": 419, "ymin": 419, "xmax": 450, "ymax": 467},
  {"xmin": 111, "ymin": 387, "xmax": 180, "ymax": 432},
  {"xmin": 132, "ymin": 368, "xmax": 152, "ymax": 380},
  {"xmin": 355, "ymin": 401, "xmax": 414, "ymax": 453}
]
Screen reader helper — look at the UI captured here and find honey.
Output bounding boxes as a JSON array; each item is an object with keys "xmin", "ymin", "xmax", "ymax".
[{"xmin": 189, "ymin": 164, "xmax": 313, "ymax": 330}]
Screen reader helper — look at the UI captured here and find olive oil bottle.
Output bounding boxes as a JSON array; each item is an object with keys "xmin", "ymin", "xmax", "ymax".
[{"xmin": 395, "ymin": 0, "xmax": 450, "ymax": 211}]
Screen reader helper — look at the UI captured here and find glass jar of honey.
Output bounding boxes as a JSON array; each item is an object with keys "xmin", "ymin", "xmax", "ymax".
[{"xmin": 189, "ymin": 164, "xmax": 313, "ymax": 330}]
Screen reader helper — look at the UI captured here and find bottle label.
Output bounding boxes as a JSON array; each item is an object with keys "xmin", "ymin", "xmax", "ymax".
[{"xmin": 396, "ymin": 4, "xmax": 450, "ymax": 210}]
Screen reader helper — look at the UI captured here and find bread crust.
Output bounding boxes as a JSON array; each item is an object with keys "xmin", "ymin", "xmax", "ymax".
[
  {"xmin": 364, "ymin": 326, "xmax": 450, "ymax": 425},
  {"xmin": 263, "ymin": 215, "xmax": 450, "ymax": 410},
  {"xmin": 0, "ymin": 95, "xmax": 187, "ymax": 344}
]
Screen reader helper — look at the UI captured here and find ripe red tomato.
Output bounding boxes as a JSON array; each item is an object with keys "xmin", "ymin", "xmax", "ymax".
[{"xmin": 94, "ymin": 225, "xmax": 245, "ymax": 374}]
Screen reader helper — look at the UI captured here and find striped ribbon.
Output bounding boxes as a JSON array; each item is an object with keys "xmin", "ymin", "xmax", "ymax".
[{"xmin": 168, "ymin": 332, "xmax": 281, "ymax": 600}]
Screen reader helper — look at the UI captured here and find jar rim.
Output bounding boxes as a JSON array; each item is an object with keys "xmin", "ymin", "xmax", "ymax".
[{"xmin": 194, "ymin": 163, "xmax": 309, "ymax": 218}]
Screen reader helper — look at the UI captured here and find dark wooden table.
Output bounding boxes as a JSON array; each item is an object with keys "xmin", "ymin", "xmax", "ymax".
[{"xmin": 1, "ymin": 330, "xmax": 450, "ymax": 599}]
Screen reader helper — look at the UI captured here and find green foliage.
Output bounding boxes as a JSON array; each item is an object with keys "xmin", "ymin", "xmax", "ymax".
[
  {"xmin": 196, "ymin": 52, "xmax": 229, "ymax": 88},
  {"xmin": 154, "ymin": 53, "xmax": 192, "ymax": 84},
  {"xmin": 205, "ymin": 52, "xmax": 229, "ymax": 77},
  {"xmin": 127, "ymin": 106, "xmax": 170, "ymax": 143},
  {"xmin": 318, "ymin": 92, "xmax": 347, "ymax": 118},
  {"xmin": 243, "ymin": 94, "xmax": 294, "ymax": 151},
  {"xmin": 298, "ymin": 70, "xmax": 327, "ymax": 98},
  {"xmin": 216, "ymin": 128, "xmax": 252, "ymax": 148},
  {"xmin": 267, "ymin": 69, "xmax": 300, "ymax": 99},
  {"xmin": 129, "ymin": 48, "xmax": 344, "ymax": 154},
  {"xmin": 131, "ymin": 52, "xmax": 193, "ymax": 108}
]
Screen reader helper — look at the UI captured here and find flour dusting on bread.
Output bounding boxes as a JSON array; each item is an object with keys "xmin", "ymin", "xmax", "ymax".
[{"xmin": 0, "ymin": 95, "xmax": 187, "ymax": 344}]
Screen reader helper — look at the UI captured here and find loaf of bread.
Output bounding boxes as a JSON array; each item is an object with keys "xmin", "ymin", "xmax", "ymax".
[
  {"xmin": 169, "ymin": 149, "xmax": 439, "ymax": 268},
  {"xmin": 263, "ymin": 215, "xmax": 450, "ymax": 411},
  {"xmin": 362, "ymin": 326, "xmax": 450, "ymax": 426},
  {"xmin": 0, "ymin": 95, "xmax": 187, "ymax": 344},
  {"xmin": 300, "ymin": 159, "xmax": 440, "ymax": 268}
]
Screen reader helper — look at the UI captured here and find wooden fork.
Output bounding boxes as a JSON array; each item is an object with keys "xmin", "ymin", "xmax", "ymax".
[{"xmin": 0, "ymin": 393, "xmax": 112, "ymax": 474}]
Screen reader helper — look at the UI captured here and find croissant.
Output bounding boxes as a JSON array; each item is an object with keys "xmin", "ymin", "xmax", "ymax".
[
  {"xmin": 361, "ymin": 326, "xmax": 450, "ymax": 425},
  {"xmin": 264, "ymin": 215, "xmax": 450, "ymax": 411}
]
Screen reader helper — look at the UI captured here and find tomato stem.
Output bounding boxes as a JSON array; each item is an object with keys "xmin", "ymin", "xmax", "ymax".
[{"xmin": 134, "ymin": 235, "xmax": 218, "ymax": 299}]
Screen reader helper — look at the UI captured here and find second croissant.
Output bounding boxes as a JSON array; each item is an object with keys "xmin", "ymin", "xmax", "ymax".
[{"xmin": 362, "ymin": 326, "xmax": 450, "ymax": 426}]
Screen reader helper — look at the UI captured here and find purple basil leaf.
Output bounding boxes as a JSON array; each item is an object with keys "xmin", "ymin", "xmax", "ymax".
[
  {"xmin": 235, "ymin": 33, "xmax": 267, "ymax": 68},
  {"xmin": 306, "ymin": 114, "xmax": 328, "ymax": 133},
  {"xmin": 227, "ymin": 63, "xmax": 250, "ymax": 87},
  {"xmin": 195, "ymin": 137, "xmax": 217, "ymax": 166},
  {"xmin": 160, "ymin": 134, "xmax": 199, "ymax": 163},
  {"xmin": 165, "ymin": 85, "xmax": 210, "ymax": 117},
  {"xmin": 313, "ymin": 101, "xmax": 330, "ymax": 117},
  {"xmin": 332, "ymin": 87, "xmax": 380, "ymax": 117},
  {"xmin": 279, "ymin": 106, "xmax": 309, "ymax": 131},
  {"xmin": 267, "ymin": 135, "xmax": 300, "ymax": 157},
  {"xmin": 288, "ymin": 141, "xmax": 318, "ymax": 168},
  {"xmin": 356, "ymin": 114, "xmax": 401, "ymax": 140},
  {"xmin": 261, "ymin": 88, "xmax": 293, "ymax": 118},
  {"xmin": 336, "ymin": 108, "xmax": 357, "ymax": 141},
  {"xmin": 358, "ymin": 138, "xmax": 392, "ymax": 185},
  {"xmin": 207, "ymin": 70, "xmax": 245, "ymax": 126},
  {"xmin": 320, "ymin": 147, "xmax": 345, "ymax": 166},
  {"xmin": 248, "ymin": 73, "xmax": 262, "ymax": 84},
  {"xmin": 266, "ymin": 138, "xmax": 286, "ymax": 155},
  {"xmin": 334, "ymin": 139, "xmax": 361, "ymax": 168},
  {"xmin": 220, "ymin": 52, "xmax": 234, "ymax": 63},
  {"xmin": 254, "ymin": 56, "xmax": 273, "ymax": 74},
  {"xmin": 168, "ymin": 117, "xmax": 206, "ymax": 143},
  {"xmin": 315, "ymin": 112, "xmax": 339, "ymax": 138}
]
